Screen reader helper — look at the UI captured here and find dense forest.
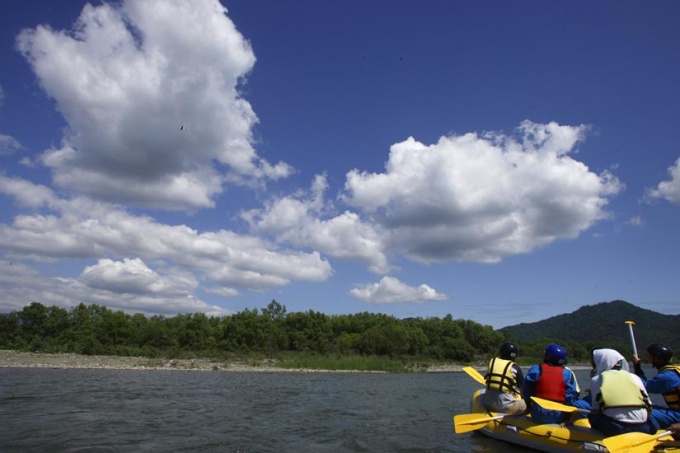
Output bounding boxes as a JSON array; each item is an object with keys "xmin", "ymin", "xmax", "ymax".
[{"xmin": 0, "ymin": 300, "xmax": 603, "ymax": 364}]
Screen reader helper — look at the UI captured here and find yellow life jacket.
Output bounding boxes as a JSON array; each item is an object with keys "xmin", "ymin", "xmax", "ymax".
[
  {"xmin": 486, "ymin": 357, "xmax": 516, "ymax": 393},
  {"xmin": 565, "ymin": 366, "xmax": 581, "ymax": 394},
  {"xmin": 659, "ymin": 364, "xmax": 680, "ymax": 410},
  {"xmin": 596, "ymin": 370, "xmax": 649, "ymax": 411}
]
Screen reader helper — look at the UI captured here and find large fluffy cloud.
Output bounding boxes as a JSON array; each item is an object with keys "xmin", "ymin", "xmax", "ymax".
[
  {"xmin": 342, "ymin": 121, "xmax": 622, "ymax": 263},
  {"xmin": 16, "ymin": 0, "xmax": 291, "ymax": 211},
  {"xmin": 243, "ymin": 121, "xmax": 621, "ymax": 274}
]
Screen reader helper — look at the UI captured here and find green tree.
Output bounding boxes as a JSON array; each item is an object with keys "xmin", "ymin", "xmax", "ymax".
[
  {"xmin": 173, "ymin": 313, "xmax": 216, "ymax": 352},
  {"xmin": 283, "ymin": 310, "xmax": 332, "ymax": 353},
  {"xmin": 458, "ymin": 319, "xmax": 503, "ymax": 355},
  {"xmin": 18, "ymin": 302, "xmax": 53, "ymax": 351},
  {"xmin": 221, "ymin": 308, "xmax": 268, "ymax": 352},
  {"xmin": 262, "ymin": 300, "xmax": 287, "ymax": 320},
  {"xmin": 359, "ymin": 322, "xmax": 411, "ymax": 357},
  {"xmin": 0, "ymin": 311, "xmax": 20, "ymax": 348}
]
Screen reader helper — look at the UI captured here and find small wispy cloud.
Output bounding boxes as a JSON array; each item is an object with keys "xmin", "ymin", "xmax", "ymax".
[
  {"xmin": 626, "ymin": 216, "xmax": 644, "ymax": 228},
  {"xmin": 644, "ymin": 157, "xmax": 680, "ymax": 206},
  {"xmin": 0, "ymin": 134, "xmax": 21, "ymax": 156}
]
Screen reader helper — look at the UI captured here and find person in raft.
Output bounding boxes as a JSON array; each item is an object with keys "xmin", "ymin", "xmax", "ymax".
[
  {"xmin": 633, "ymin": 343, "xmax": 680, "ymax": 429},
  {"xmin": 588, "ymin": 348, "xmax": 658, "ymax": 436},
  {"xmin": 522, "ymin": 343, "xmax": 582, "ymax": 424},
  {"xmin": 483, "ymin": 342, "xmax": 527, "ymax": 414}
]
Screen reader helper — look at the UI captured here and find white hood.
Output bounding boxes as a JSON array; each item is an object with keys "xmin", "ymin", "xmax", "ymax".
[{"xmin": 592, "ymin": 348, "xmax": 629, "ymax": 376}]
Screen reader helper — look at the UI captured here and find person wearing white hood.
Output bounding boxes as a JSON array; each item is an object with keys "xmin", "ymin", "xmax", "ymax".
[{"xmin": 588, "ymin": 348, "xmax": 659, "ymax": 436}]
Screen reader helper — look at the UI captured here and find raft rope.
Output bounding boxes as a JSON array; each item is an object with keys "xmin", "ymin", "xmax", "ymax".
[{"xmin": 489, "ymin": 417, "xmax": 601, "ymax": 447}]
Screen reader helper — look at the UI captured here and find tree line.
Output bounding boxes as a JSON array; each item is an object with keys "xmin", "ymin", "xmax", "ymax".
[{"xmin": 0, "ymin": 301, "xmax": 597, "ymax": 363}]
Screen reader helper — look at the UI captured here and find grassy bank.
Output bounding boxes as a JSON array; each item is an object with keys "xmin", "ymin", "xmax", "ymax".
[{"xmin": 276, "ymin": 355, "xmax": 402, "ymax": 372}]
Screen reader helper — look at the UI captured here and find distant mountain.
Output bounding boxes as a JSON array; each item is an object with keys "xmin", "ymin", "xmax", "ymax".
[{"xmin": 499, "ymin": 300, "xmax": 680, "ymax": 352}]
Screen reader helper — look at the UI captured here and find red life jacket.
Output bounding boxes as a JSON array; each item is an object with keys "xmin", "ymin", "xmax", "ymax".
[{"xmin": 535, "ymin": 363, "xmax": 567, "ymax": 402}]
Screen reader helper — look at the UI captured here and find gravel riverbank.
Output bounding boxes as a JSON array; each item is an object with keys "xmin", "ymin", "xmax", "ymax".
[{"xmin": 0, "ymin": 350, "xmax": 469, "ymax": 373}]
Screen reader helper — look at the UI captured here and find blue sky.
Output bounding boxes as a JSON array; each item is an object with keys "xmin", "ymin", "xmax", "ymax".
[{"xmin": 1, "ymin": 0, "xmax": 679, "ymax": 329}]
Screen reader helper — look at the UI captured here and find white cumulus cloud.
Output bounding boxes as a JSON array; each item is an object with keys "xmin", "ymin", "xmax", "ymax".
[
  {"xmin": 349, "ymin": 276, "xmax": 448, "ymax": 304},
  {"xmin": 0, "ymin": 177, "xmax": 332, "ymax": 303},
  {"xmin": 243, "ymin": 174, "xmax": 390, "ymax": 274},
  {"xmin": 342, "ymin": 120, "xmax": 622, "ymax": 264},
  {"xmin": 645, "ymin": 157, "xmax": 680, "ymax": 206},
  {"xmin": 0, "ymin": 259, "xmax": 229, "ymax": 317},
  {"xmin": 16, "ymin": 0, "xmax": 292, "ymax": 211},
  {"xmin": 79, "ymin": 257, "xmax": 197, "ymax": 297}
]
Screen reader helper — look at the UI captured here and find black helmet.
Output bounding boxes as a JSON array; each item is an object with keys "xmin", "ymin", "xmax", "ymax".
[
  {"xmin": 646, "ymin": 343, "xmax": 673, "ymax": 368},
  {"xmin": 500, "ymin": 342, "xmax": 519, "ymax": 360}
]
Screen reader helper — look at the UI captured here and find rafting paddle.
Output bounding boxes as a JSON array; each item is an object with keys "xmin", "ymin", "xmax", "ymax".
[
  {"xmin": 463, "ymin": 366, "xmax": 486, "ymax": 386},
  {"xmin": 601, "ymin": 430, "xmax": 672, "ymax": 453},
  {"xmin": 530, "ymin": 397, "xmax": 590, "ymax": 413},
  {"xmin": 453, "ymin": 413, "xmax": 506, "ymax": 433},
  {"xmin": 625, "ymin": 320, "xmax": 639, "ymax": 360}
]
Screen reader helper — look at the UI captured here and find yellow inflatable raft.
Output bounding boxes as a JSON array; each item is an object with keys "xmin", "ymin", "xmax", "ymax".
[
  {"xmin": 467, "ymin": 389, "xmax": 607, "ymax": 452},
  {"xmin": 455, "ymin": 389, "xmax": 679, "ymax": 453}
]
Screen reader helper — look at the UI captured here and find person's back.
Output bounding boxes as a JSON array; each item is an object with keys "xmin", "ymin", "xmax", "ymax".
[
  {"xmin": 522, "ymin": 343, "xmax": 580, "ymax": 424},
  {"xmin": 589, "ymin": 348, "xmax": 656, "ymax": 436},
  {"xmin": 483, "ymin": 342, "xmax": 526, "ymax": 414}
]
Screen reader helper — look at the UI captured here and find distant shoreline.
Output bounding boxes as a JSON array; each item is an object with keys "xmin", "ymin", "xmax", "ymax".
[
  {"xmin": 0, "ymin": 350, "xmax": 465, "ymax": 373},
  {"xmin": 0, "ymin": 350, "xmax": 593, "ymax": 373}
]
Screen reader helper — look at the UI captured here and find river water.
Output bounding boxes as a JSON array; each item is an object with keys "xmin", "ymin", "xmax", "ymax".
[{"xmin": 0, "ymin": 367, "xmax": 595, "ymax": 452}]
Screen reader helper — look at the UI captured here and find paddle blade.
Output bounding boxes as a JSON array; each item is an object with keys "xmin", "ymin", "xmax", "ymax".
[
  {"xmin": 453, "ymin": 413, "xmax": 503, "ymax": 433},
  {"xmin": 530, "ymin": 396, "xmax": 584, "ymax": 413},
  {"xmin": 463, "ymin": 366, "xmax": 486, "ymax": 386},
  {"xmin": 601, "ymin": 430, "xmax": 672, "ymax": 453}
]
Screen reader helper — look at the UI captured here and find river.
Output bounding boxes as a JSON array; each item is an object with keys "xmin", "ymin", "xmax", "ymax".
[{"xmin": 0, "ymin": 367, "xmax": 596, "ymax": 452}]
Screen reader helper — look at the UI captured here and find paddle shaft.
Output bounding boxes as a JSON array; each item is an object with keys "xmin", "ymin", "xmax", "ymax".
[
  {"xmin": 602, "ymin": 430, "xmax": 672, "ymax": 452},
  {"xmin": 625, "ymin": 321, "xmax": 638, "ymax": 359}
]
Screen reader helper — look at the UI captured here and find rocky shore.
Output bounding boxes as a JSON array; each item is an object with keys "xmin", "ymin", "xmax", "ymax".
[{"xmin": 0, "ymin": 350, "xmax": 468, "ymax": 373}]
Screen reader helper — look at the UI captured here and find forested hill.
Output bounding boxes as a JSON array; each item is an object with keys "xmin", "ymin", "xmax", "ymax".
[{"xmin": 500, "ymin": 300, "xmax": 680, "ymax": 353}]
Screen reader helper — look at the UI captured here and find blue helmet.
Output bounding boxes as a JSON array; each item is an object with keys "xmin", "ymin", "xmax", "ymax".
[{"xmin": 544, "ymin": 343, "xmax": 567, "ymax": 366}]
